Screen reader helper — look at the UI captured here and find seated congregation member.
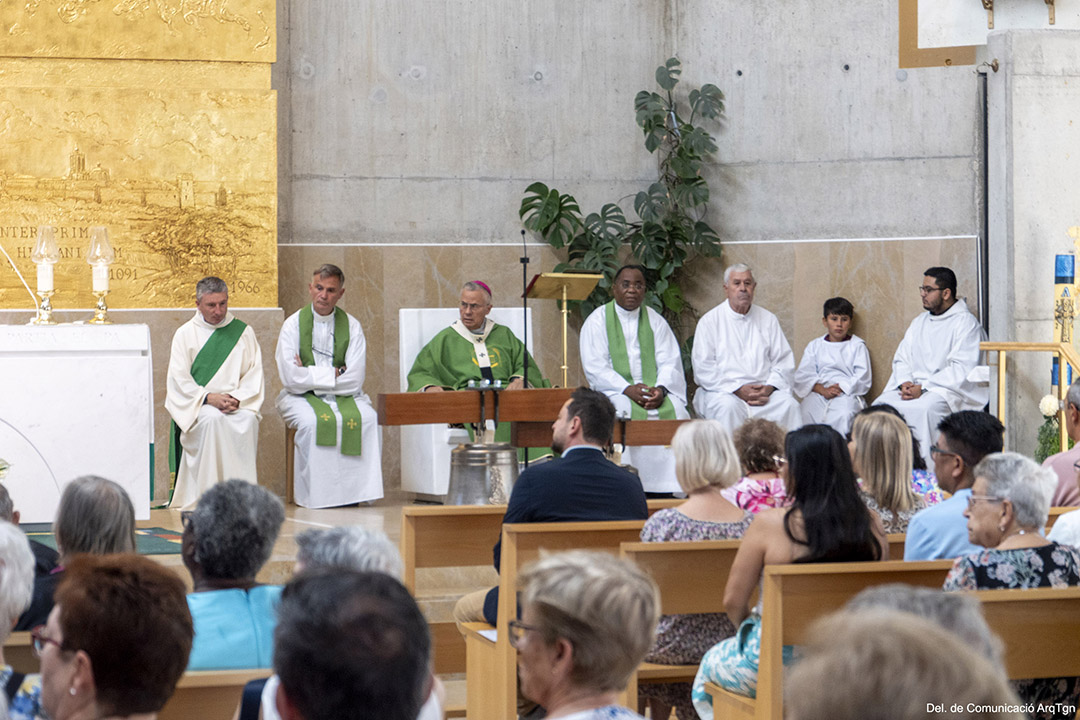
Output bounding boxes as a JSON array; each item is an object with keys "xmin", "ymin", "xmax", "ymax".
[
  {"xmin": 793, "ymin": 296, "xmax": 871, "ymax": 436},
  {"xmin": 1041, "ymin": 377, "xmax": 1080, "ymax": 506},
  {"xmin": 873, "ymin": 267, "xmax": 987, "ymax": 469},
  {"xmin": 944, "ymin": 452, "xmax": 1080, "ymax": 719},
  {"xmin": 855, "ymin": 404, "xmax": 942, "ymax": 504},
  {"xmin": 721, "ymin": 418, "xmax": 789, "ymax": 512},
  {"xmin": 692, "ymin": 424, "xmax": 886, "ymax": 717},
  {"xmin": 256, "ymin": 527, "xmax": 444, "ymax": 720},
  {"xmin": 17, "ymin": 475, "xmax": 135, "ymax": 631},
  {"xmin": 182, "ymin": 479, "xmax": 285, "ymax": 670},
  {"xmin": 784, "ymin": 610, "xmax": 1023, "ymax": 720},
  {"xmin": 0, "ymin": 482, "xmax": 58, "ymax": 580},
  {"xmin": 638, "ymin": 420, "xmax": 752, "ymax": 720},
  {"xmin": 580, "ymin": 264, "xmax": 690, "ymax": 495},
  {"xmin": 0, "ymin": 520, "xmax": 43, "ymax": 720},
  {"xmin": 691, "ymin": 264, "xmax": 802, "ymax": 434},
  {"xmin": 166, "ymin": 276, "xmax": 265, "ymax": 509},
  {"xmin": 273, "ymin": 570, "xmax": 431, "ymax": 720},
  {"xmin": 904, "ymin": 410, "xmax": 1004, "ymax": 560},
  {"xmin": 276, "ymin": 263, "xmax": 382, "ymax": 508},
  {"xmin": 451, "ymin": 388, "xmax": 648, "ymax": 629},
  {"xmin": 36, "ymin": 554, "xmax": 193, "ymax": 720},
  {"xmin": 513, "ymin": 551, "xmax": 659, "ymax": 720},
  {"xmin": 849, "ymin": 412, "xmax": 925, "ymax": 533}
]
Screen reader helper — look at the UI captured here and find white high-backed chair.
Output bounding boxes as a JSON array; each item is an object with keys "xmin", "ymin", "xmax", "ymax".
[{"xmin": 398, "ymin": 308, "xmax": 534, "ymax": 497}]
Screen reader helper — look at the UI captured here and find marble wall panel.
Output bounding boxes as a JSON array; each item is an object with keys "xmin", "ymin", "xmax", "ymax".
[{"xmin": 0, "ymin": 308, "xmax": 285, "ymax": 507}]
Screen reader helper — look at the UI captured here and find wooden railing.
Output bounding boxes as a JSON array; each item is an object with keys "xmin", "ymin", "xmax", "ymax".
[{"xmin": 981, "ymin": 341, "xmax": 1080, "ymax": 450}]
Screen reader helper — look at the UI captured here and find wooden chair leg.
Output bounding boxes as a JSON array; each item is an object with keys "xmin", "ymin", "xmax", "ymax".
[{"xmin": 285, "ymin": 427, "xmax": 296, "ymax": 505}]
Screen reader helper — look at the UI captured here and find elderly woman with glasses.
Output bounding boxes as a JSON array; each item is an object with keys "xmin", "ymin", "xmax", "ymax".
[
  {"xmin": 34, "ymin": 554, "xmax": 192, "ymax": 720},
  {"xmin": 944, "ymin": 451, "xmax": 1080, "ymax": 719},
  {"xmin": 511, "ymin": 551, "xmax": 659, "ymax": 720},
  {"xmin": 182, "ymin": 479, "xmax": 285, "ymax": 670}
]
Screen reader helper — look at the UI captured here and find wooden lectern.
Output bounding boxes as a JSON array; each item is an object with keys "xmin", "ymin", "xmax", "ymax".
[{"xmin": 525, "ymin": 272, "xmax": 603, "ymax": 387}]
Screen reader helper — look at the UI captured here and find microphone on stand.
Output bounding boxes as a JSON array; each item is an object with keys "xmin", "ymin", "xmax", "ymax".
[{"xmin": 520, "ymin": 228, "xmax": 530, "ymax": 468}]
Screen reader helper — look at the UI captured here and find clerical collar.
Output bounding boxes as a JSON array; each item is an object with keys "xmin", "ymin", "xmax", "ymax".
[
  {"xmin": 193, "ymin": 311, "xmax": 235, "ymax": 330},
  {"xmin": 312, "ymin": 305, "xmax": 334, "ymax": 323},
  {"xmin": 614, "ymin": 303, "xmax": 640, "ymax": 320},
  {"xmin": 724, "ymin": 301, "xmax": 752, "ymax": 319}
]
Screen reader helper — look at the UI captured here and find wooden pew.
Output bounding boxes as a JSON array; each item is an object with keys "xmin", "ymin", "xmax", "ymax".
[
  {"xmin": 974, "ymin": 586, "xmax": 1080, "ymax": 679},
  {"xmin": 5, "ymin": 631, "xmax": 35, "ymax": 674},
  {"xmin": 618, "ymin": 539, "xmax": 742, "ymax": 710},
  {"xmin": 705, "ymin": 559, "xmax": 955, "ymax": 719},
  {"xmin": 1048, "ymin": 506, "xmax": 1075, "ymax": 531},
  {"xmin": 157, "ymin": 668, "xmax": 270, "ymax": 720},
  {"xmin": 461, "ymin": 520, "xmax": 647, "ymax": 720}
]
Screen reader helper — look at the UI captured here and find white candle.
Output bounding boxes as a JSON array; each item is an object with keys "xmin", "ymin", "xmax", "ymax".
[
  {"xmin": 92, "ymin": 264, "xmax": 109, "ymax": 293},
  {"xmin": 37, "ymin": 263, "xmax": 53, "ymax": 292}
]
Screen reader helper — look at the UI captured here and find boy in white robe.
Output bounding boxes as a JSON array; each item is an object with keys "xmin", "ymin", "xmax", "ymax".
[{"xmin": 794, "ymin": 297, "xmax": 871, "ymax": 436}]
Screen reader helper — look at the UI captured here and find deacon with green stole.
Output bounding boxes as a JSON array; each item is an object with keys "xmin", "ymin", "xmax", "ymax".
[
  {"xmin": 579, "ymin": 264, "xmax": 690, "ymax": 494},
  {"xmin": 407, "ymin": 281, "xmax": 550, "ymax": 448},
  {"xmin": 165, "ymin": 277, "xmax": 264, "ymax": 510},
  {"xmin": 275, "ymin": 264, "xmax": 383, "ymax": 508}
]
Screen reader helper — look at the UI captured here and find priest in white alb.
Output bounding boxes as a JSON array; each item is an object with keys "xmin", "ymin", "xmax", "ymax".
[
  {"xmin": 873, "ymin": 266, "xmax": 987, "ymax": 468},
  {"xmin": 580, "ymin": 264, "xmax": 689, "ymax": 495},
  {"xmin": 166, "ymin": 277, "xmax": 264, "ymax": 509},
  {"xmin": 276, "ymin": 263, "xmax": 383, "ymax": 508},
  {"xmin": 691, "ymin": 264, "xmax": 802, "ymax": 434}
]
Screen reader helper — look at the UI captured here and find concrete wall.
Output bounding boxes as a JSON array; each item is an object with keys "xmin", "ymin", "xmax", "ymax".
[
  {"xmin": 988, "ymin": 30, "xmax": 1080, "ymax": 455},
  {"xmin": 275, "ymin": 1, "xmax": 989, "ymax": 488}
]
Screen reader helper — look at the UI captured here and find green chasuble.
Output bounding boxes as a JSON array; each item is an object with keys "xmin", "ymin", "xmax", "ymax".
[
  {"xmin": 168, "ymin": 318, "xmax": 248, "ymax": 500},
  {"xmin": 406, "ymin": 323, "xmax": 550, "ymax": 454},
  {"xmin": 297, "ymin": 305, "xmax": 363, "ymax": 456},
  {"xmin": 604, "ymin": 301, "xmax": 677, "ymax": 420}
]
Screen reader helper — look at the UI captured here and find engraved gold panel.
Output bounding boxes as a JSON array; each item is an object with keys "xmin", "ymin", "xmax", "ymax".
[
  {"xmin": 0, "ymin": 1, "xmax": 274, "ymax": 63},
  {"xmin": 0, "ymin": 86, "xmax": 277, "ymax": 309}
]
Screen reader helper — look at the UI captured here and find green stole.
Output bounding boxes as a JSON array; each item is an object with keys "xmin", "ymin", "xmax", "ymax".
[
  {"xmin": 297, "ymin": 305, "xmax": 363, "ymax": 456},
  {"xmin": 168, "ymin": 318, "xmax": 249, "ymax": 499},
  {"xmin": 604, "ymin": 301, "xmax": 676, "ymax": 420}
]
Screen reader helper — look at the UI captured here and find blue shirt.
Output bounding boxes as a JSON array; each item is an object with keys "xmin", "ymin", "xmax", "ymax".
[
  {"xmin": 187, "ymin": 585, "xmax": 283, "ymax": 670},
  {"xmin": 903, "ymin": 488, "xmax": 980, "ymax": 560}
]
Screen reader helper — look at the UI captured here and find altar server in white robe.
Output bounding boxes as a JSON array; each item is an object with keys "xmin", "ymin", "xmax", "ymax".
[
  {"xmin": 691, "ymin": 264, "xmax": 802, "ymax": 434},
  {"xmin": 794, "ymin": 296, "xmax": 872, "ymax": 436},
  {"xmin": 873, "ymin": 267, "xmax": 987, "ymax": 468},
  {"xmin": 166, "ymin": 277, "xmax": 264, "ymax": 509},
  {"xmin": 276, "ymin": 264, "xmax": 383, "ymax": 508},
  {"xmin": 580, "ymin": 264, "xmax": 690, "ymax": 495}
]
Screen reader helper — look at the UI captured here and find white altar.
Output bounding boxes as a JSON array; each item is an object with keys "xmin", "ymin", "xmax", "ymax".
[{"xmin": 0, "ymin": 325, "xmax": 153, "ymax": 522}]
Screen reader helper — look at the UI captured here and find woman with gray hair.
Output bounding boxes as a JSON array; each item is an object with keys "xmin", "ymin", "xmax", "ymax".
[
  {"xmin": 944, "ymin": 451, "xmax": 1080, "ymax": 719},
  {"xmin": 182, "ymin": 479, "xmax": 285, "ymax": 670},
  {"xmin": 512, "ymin": 550, "xmax": 659, "ymax": 719},
  {"xmin": 294, "ymin": 525, "xmax": 402, "ymax": 577},
  {"xmin": 0, "ymin": 520, "xmax": 43, "ymax": 720},
  {"xmin": 16, "ymin": 475, "xmax": 135, "ymax": 631}
]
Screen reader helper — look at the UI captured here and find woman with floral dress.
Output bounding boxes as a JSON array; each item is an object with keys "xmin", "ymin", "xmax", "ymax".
[
  {"xmin": 640, "ymin": 420, "xmax": 752, "ymax": 720},
  {"xmin": 944, "ymin": 451, "xmax": 1080, "ymax": 720}
]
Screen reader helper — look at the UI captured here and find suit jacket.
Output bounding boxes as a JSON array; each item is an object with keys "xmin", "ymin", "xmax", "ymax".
[{"xmin": 482, "ymin": 446, "xmax": 648, "ymax": 624}]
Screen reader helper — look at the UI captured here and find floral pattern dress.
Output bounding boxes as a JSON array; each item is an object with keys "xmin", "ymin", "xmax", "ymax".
[
  {"xmin": 859, "ymin": 490, "xmax": 926, "ymax": 533},
  {"xmin": 0, "ymin": 666, "xmax": 43, "ymax": 720},
  {"xmin": 721, "ymin": 476, "xmax": 789, "ymax": 513},
  {"xmin": 912, "ymin": 469, "xmax": 944, "ymax": 505},
  {"xmin": 944, "ymin": 543, "xmax": 1080, "ymax": 720},
  {"xmin": 639, "ymin": 507, "xmax": 753, "ymax": 720}
]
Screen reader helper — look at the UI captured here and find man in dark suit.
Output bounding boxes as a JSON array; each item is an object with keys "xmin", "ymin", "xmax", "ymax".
[{"xmin": 451, "ymin": 386, "xmax": 648, "ymax": 628}]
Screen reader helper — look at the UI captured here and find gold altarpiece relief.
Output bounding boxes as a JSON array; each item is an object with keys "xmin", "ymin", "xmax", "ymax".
[{"xmin": 0, "ymin": 1, "xmax": 277, "ymax": 309}]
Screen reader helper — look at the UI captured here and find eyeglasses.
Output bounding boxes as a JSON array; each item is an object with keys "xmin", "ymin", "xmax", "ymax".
[
  {"xmin": 966, "ymin": 494, "xmax": 1005, "ymax": 509},
  {"xmin": 507, "ymin": 620, "xmax": 544, "ymax": 649},
  {"xmin": 1073, "ymin": 459, "xmax": 1080, "ymax": 474},
  {"xmin": 929, "ymin": 444, "xmax": 959, "ymax": 459},
  {"xmin": 460, "ymin": 301, "xmax": 486, "ymax": 312},
  {"xmin": 918, "ymin": 285, "xmax": 942, "ymax": 295},
  {"xmin": 30, "ymin": 626, "xmax": 66, "ymax": 657},
  {"xmin": 617, "ymin": 281, "xmax": 645, "ymax": 291},
  {"xmin": 772, "ymin": 455, "xmax": 788, "ymax": 469}
]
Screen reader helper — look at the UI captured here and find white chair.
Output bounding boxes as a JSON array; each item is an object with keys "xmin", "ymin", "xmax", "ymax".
[{"xmin": 398, "ymin": 308, "xmax": 534, "ymax": 496}]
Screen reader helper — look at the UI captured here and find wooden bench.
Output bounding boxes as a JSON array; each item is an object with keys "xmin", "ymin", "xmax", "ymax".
[
  {"xmin": 618, "ymin": 539, "xmax": 742, "ymax": 710},
  {"xmin": 705, "ymin": 559, "xmax": 955, "ymax": 719},
  {"xmin": 157, "ymin": 668, "xmax": 270, "ymax": 720},
  {"xmin": 974, "ymin": 585, "xmax": 1080, "ymax": 679},
  {"xmin": 5, "ymin": 631, "xmax": 35, "ymax": 674},
  {"xmin": 461, "ymin": 520, "xmax": 647, "ymax": 720}
]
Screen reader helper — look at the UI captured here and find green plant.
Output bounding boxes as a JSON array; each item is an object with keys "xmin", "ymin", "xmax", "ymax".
[{"xmin": 519, "ymin": 57, "xmax": 724, "ymax": 371}]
